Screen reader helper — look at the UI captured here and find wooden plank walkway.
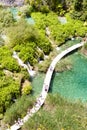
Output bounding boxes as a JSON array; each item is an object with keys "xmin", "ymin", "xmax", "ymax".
[{"xmin": 7, "ymin": 42, "xmax": 84, "ymax": 130}]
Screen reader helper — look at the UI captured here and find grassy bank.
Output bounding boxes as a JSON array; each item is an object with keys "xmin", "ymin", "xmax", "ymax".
[
  {"xmin": 22, "ymin": 94, "xmax": 87, "ymax": 130},
  {"xmin": 1, "ymin": 95, "xmax": 35, "ymax": 129}
]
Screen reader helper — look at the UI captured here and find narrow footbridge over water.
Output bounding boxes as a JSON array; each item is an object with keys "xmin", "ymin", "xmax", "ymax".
[{"xmin": 7, "ymin": 42, "xmax": 84, "ymax": 130}]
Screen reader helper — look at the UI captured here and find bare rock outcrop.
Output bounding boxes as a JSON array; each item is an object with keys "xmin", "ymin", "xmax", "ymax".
[{"xmin": 0, "ymin": 0, "xmax": 24, "ymax": 6}]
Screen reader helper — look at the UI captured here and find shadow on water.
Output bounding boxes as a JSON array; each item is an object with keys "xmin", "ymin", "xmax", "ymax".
[
  {"xmin": 63, "ymin": 48, "xmax": 80, "ymax": 59},
  {"xmin": 49, "ymin": 70, "xmax": 56, "ymax": 93},
  {"xmin": 29, "ymin": 76, "xmax": 33, "ymax": 82}
]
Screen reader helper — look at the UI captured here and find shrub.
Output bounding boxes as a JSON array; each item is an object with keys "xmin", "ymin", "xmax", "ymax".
[
  {"xmin": 0, "ymin": 9, "xmax": 14, "ymax": 27},
  {"xmin": 3, "ymin": 95, "xmax": 35, "ymax": 125},
  {"xmin": 22, "ymin": 81, "xmax": 32, "ymax": 95},
  {"xmin": 0, "ymin": 78, "xmax": 20, "ymax": 114},
  {"xmin": 0, "ymin": 46, "xmax": 20, "ymax": 72},
  {"xmin": 41, "ymin": 5, "xmax": 49, "ymax": 13}
]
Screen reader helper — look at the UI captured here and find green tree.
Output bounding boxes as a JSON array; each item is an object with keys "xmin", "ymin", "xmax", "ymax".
[
  {"xmin": 0, "ymin": 10, "xmax": 14, "ymax": 27},
  {"xmin": 7, "ymin": 19, "xmax": 38, "ymax": 48},
  {"xmin": 74, "ymin": 0, "xmax": 83, "ymax": 11},
  {"xmin": 22, "ymin": 85, "xmax": 32, "ymax": 95}
]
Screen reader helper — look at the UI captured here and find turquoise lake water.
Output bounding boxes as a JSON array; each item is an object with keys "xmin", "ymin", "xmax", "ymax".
[
  {"xmin": 10, "ymin": 7, "xmax": 18, "ymax": 19},
  {"xmin": 32, "ymin": 53, "xmax": 87, "ymax": 102},
  {"xmin": 10, "ymin": 7, "xmax": 35, "ymax": 24}
]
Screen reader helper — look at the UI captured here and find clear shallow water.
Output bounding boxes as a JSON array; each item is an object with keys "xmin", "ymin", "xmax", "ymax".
[
  {"xmin": 32, "ymin": 53, "xmax": 87, "ymax": 102},
  {"xmin": 10, "ymin": 7, "xmax": 35, "ymax": 24},
  {"xmin": 32, "ymin": 73, "xmax": 45, "ymax": 96},
  {"xmin": 10, "ymin": 7, "xmax": 18, "ymax": 20},
  {"xmin": 26, "ymin": 17, "xmax": 35, "ymax": 24}
]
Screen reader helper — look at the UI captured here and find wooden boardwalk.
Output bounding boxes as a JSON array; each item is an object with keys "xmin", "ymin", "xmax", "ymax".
[{"xmin": 7, "ymin": 42, "xmax": 84, "ymax": 130}]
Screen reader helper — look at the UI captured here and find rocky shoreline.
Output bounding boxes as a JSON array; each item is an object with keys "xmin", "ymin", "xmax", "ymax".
[{"xmin": 0, "ymin": 0, "xmax": 24, "ymax": 6}]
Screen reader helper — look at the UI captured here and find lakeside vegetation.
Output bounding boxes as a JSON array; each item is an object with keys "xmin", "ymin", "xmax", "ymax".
[
  {"xmin": 22, "ymin": 94, "xmax": 87, "ymax": 130},
  {"xmin": 0, "ymin": 0, "xmax": 87, "ymax": 129},
  {"xmin": 3, "ymin": 95, "xmax": 35, "ymax": 126},
  {"xmin": 2, "ymin": 94, "xmax": 87, "ymax": 130}
]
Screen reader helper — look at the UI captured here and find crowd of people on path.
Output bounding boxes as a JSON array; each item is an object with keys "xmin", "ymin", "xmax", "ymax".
[{"xmin": 8, "ymin": 80, "xmax": 52, "ymax": 129}]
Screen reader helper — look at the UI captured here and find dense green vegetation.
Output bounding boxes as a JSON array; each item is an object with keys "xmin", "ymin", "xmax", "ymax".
[
  {"xmin": 0, "ymin": 0, "xmax": 87, "ymax": 129},
  {"xmin": 32, "ymin": 12, "xmax": 87, "ymax": 46},
  {"xmin": 25, "ymin": 0, "xmax": 66, "ymax": 14},
  {"xmin": 25, "ymin": 0, "xmax": 87, "ymax": 21},
  {"xmin": 0, "ymin": 46, "xmax": 20, "ymax": 114},
  {"xmin": 0, "ymin": 46, "xmax": 33, "ymax": 115},
  {"xmin": 0, "ymin": 46, "xmax": 20, "ymax": 72},
  {"xmin": 6, "ymin": 18, "xmax": 52, "ymax": 65},
  {"xmin": 71, "ymin": 0, "xmax": 87, "ymax": 21}
]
